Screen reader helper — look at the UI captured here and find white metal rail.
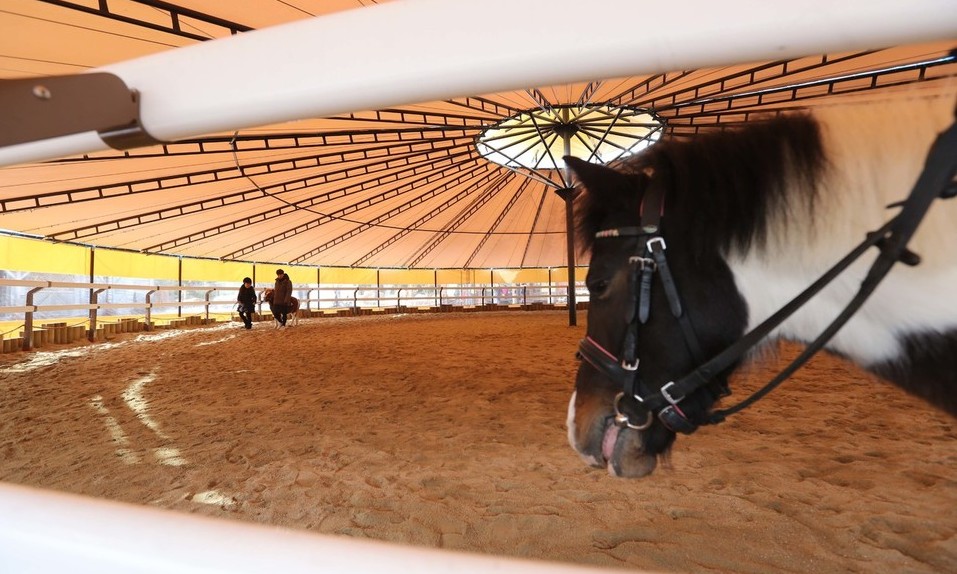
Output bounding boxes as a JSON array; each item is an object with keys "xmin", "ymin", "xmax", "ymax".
[{"xmin": 0, "ymin": 279, "xmax": 588, "ymax": 351}]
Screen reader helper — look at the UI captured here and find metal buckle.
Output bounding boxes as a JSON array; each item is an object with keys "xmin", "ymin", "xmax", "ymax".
[
  {"xmin": 613, "ymin": 392, "xmax": 653, "ymax": 430},
  {"xmin": 658, "ymin": 404, "xmax": 697, "ymax": 434},
  {"xmin": 621, "ymin": 358, "xmax": 639, "ymax": 371},
  {"xmin": 628, "ymin": 255, "xmax": 656, "ymax": 270},
  {"xmin": 660, "ymin": 381, "xmax": 684, "ymax": 405},
  {"xmin": 646, "ymin": 236, "xmax": 667, "ymax": 251}
]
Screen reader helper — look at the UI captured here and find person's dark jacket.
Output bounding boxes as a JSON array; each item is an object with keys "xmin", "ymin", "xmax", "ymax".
[
  {"xmin": 237, "ymin": 284, "xmax": 257, "ymax": 311},
  {"xmin": 273, "ymin": 274, "xmax": 293, "ymax": 306}
]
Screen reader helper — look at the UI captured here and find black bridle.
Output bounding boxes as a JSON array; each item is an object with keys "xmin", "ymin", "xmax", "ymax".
[
  {"xmin": 577, "ymin": 183, "xmax": 708, "ymax": 435},
  {"xmin": 578, "ymin": 107, "xmax": 957, "ymax": 434}
]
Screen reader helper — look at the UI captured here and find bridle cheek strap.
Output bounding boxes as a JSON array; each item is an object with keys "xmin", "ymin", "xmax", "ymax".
[{"xmin": 647, "ymin": 238, "xmax": 705, "ymax": 364}]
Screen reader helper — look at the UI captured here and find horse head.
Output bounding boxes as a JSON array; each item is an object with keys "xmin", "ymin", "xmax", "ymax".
[
  {"xmin": 263, "ymin": 288, "xmax": 274, "ymax": 303},
  {"xmin": 564, "ymin": 156, "xmax": 749, "ymax": 478}
]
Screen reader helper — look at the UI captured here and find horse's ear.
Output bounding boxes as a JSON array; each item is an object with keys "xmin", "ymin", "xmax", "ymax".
[{"xmin": 563, "ymin": 156, "xmax": 634, "ymax": 197}]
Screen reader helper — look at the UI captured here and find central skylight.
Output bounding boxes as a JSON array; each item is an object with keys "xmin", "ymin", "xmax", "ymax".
[{"xmin": 476, "ymin": 104, "xmax": 664, "ymax": 171}]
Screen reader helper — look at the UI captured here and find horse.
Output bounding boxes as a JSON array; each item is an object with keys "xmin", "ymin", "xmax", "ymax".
[
  {"xmin": 565, "ymin": 93, "xmax": 957, "ymax": 478},
  {"xmin": 262, "ymin": 288, "xmax": 301, "ymax": 328}
]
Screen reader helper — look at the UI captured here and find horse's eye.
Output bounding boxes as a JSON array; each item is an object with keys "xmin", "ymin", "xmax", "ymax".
[{"xmin": 587, "ymin": 279, "xmax": 609, "ymax": 294}]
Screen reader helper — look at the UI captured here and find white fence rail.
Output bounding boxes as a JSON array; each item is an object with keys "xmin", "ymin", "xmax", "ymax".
[
  {"xmin": 0, "ymin": 279, "xmax": 589, "ymax": 351},
  {"xmin": 0, "ymin": 482, "xmax": 618, "ymax": 574}
]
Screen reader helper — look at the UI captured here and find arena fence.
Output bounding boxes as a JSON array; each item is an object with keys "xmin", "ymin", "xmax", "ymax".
[
  {"xmin": 0, "ymin": 482, "xmax": 614, "ymax": 574},
  {"xmin": 0, "ymin": 278, "xmax": 589, "ymax": 353}
]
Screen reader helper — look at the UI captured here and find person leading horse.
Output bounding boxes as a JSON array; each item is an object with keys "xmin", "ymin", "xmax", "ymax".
[{"xmin": 271, "ymin": 269, "xmax": 294, "ymax": 327}]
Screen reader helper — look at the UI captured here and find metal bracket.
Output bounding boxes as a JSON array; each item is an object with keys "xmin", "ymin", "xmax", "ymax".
[{"xmin": 0, "ymin": 72, "xmax": 161, "ymax": 151}]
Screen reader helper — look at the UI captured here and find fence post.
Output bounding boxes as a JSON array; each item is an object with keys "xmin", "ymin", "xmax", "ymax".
[
  {"xmin": 397, "ymin": 288, "xmax": 402, "ymax": 310},
  {"xmin": 144, "ymin": 289, "xmax": 158, "ymax": 331},
  {"xmin": 88, "ymin": 288, "xmax": 107, "ymax": 342},
  {"xmin": 548, "ymin": 268, "xmax": 553, "ymax": 304},
  {"xmin": 22, "ymin": 285, "xmax": 46, "ymax": 351},
  {"xmin": 204, "ymin": 289, "xmax": 215, "ymax": 324},
  {"xmin": 352, "ymin": 288, "xmax": 359, "ymax": 314}
]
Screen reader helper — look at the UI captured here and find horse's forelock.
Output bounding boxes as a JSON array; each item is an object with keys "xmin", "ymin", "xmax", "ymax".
[
  {"xmin": 572, "ymin": 160, "xmax": 649, "ymax": 256},
  {"xmin": 572, "ymin": 114, "xmax": 825, "ymax": 261}
]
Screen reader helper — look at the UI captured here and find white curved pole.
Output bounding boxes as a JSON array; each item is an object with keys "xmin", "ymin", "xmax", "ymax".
[
  {"xmin": 0, "ymin": 0, "xmax": 955, "ymax": 166},
  {"xmin": 0, "ymin": 482, "xmax": 618, "ymax": 574}
]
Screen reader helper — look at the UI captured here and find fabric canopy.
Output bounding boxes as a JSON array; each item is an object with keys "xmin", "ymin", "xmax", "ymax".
[{"xmin": 0, "ymin": 0, "xmax": 954, "ymax": 269}]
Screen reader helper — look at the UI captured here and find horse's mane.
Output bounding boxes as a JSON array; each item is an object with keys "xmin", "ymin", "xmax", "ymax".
[{"xmin": 575, "ymin": 114, "xmax": 827, "ymax": 259}]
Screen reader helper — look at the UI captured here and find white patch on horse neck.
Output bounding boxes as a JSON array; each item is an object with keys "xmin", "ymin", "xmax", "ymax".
[{"xmin": 728, "ymin": 92, "xmax": 957, "ymax": 367}]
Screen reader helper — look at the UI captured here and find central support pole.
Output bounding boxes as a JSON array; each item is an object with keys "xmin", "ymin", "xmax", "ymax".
[
  {"xmin": 556, "ymin": 111, "xmax": 578, "ymax": 326},
  {"xmin": 555, "ymin": 187, "xmax": 577, "ymax": 327}
]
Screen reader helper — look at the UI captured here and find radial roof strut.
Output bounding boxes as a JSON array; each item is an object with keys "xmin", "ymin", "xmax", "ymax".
[
  {"xmin": 37, "ymin": 0, "xmax": 253, "ymax": 40},
  {"xmin": 143, "ymin": 152, "xmax": 488, "ymax": 254},
  {"xmin": 233, "ymin": 157, "xmax": 498, "ymax": 262}
]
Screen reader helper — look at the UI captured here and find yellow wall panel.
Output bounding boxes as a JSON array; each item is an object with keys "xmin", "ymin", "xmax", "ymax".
[
  {"xmin": 0, "ymin": 236, "xmax": 585, "ymax": 289},
  {"xmin": 319, "ymin": 267, "xmax": 377, "ymax": 285},
  {"xmin": 182, "ymin": 258, "xmax": 253, "ymax": 283},
  {"xmin": 493, "ymin": 268, "xmax": 550, "ymax": 284},
  {"xmin": 0, "ymin": 236, "xmax": 89, "ymax": 276},
  {"xmin": 96, "ymin": 249, "xmax": 179, "ymax": 280},
  {"xmin": 279, "ymin": 264, "xmax": 318, "ymax": 285},
  {"xmin": 380, "ymin": 268, "xmax": 434, "ymax": 285},
  {"xmin": 548, "ymin": 266, "xmax": 588, "ymax": 283},
  {"xmin": 436, "ymin": 269, "xmax": 490, "ymax": 285}
]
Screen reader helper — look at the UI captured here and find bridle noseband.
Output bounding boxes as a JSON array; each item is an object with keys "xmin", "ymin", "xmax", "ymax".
[{"xmin": 576, "ymin": 105, "xmax": 957, "ymax": 435}]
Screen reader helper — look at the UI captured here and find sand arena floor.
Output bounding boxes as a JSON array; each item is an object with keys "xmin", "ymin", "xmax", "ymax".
[{"xmin": 0, "ymin": 311, "xmax": 954, "ymax": 573}]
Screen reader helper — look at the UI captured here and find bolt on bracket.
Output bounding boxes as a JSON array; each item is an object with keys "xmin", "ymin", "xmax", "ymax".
[{"xmin": 0, "ymin": 72, "xmax": 161, "ymax": 151}]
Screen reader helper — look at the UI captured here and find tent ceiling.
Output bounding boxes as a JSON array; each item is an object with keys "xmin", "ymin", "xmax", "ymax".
[{"xmin": 0, "ymin": 0, "xmax": 955, "ymax": 269}]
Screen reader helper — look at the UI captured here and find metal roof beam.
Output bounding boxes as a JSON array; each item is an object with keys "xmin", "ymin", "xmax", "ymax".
[
  {"xmin": 519, "ymin": 183, "xmax": 549, "ymax": 268},
  {"xmin": 464, "ymin": 177, "xmax": 535, "ymax": 268},
  {"xmin": 227, "ymin": 160, "xmax": 492, "ymax": 261},
  {"xmin": 351, "ymin": 169, "xmax": 511, "ymax": 268},
  {"xmin": 406, "ymin": 171, "xmax": 516, "ymax": 267},
  {"xmin": 290, "ymin": 163, "xmax": 500, "ymax": 265},
  {"xmin": 146, "ymin": 149, "xmax": 482, "ymax": 254},
  {"xmin": 55, "ymin": 126, "xmax": 479, "ymax": 162},
  {"xmin": 3, "ymin": 136, "xmax": 472, "ymax": 214},
  {"xmin": 606, "ymin": 71, "xmax": 696, "ymax": 107},
  {"xmin": 664, "ymin": 56, "xmax": 956, "ymax": 119},
  {"xmin": 47, "ymin": 139, "xmax": 475, "ymax": 241},
  {"xmin": 408, "ymin": 171, "xmax": 532, "ymax": 267},
  {"xmin": 445, "ymin": 96, "xmax": 520, "ymax": 117},
  {"xmin": 330, "ymin": 108, "xmax": 494, "ymax": 128},
  {"xmin": 645, "ymin": 51, "xmax": 951, "ymax": 115},
  {"xmin": 619, "ymin": 53, "xmax": 861, "ymax": 110},
  {"xmin": 36, "ymin": 0, "xmax": 252, "ymax": 42}
]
